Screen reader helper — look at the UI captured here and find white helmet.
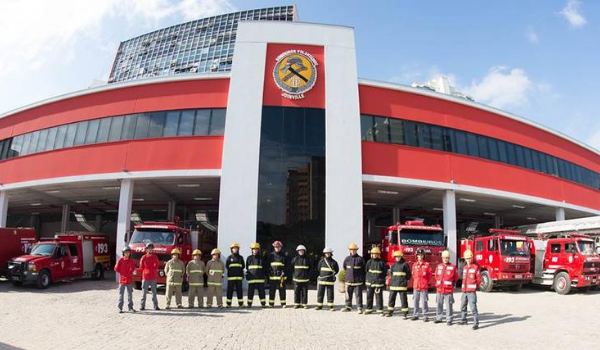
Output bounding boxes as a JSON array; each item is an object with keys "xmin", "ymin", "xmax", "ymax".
[
  {"xmin": 296, "ymin": 245, "xmax": 306, "ymax": 251},
  {"xmin": 322, "ymin": 246, "xmax": 333, "ymax": 253}
]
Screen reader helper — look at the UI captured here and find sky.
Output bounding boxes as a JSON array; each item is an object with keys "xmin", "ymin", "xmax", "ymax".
[{"xmin": 0, "ymin": 0, "xmax": 599, "ymax": 149}]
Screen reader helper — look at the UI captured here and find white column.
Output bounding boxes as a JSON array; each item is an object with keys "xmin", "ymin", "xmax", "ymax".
[
  {"xmin": 60, "ymin": 204, "xmax": 70, "ymax": 232},
  {"xmin": 555, "ymin": 207, "xmax": 566, "ymax": 221},
  {"xmin": 0, "ymin": 191, "xmax": 9, "ymax": 228},
  {"xmin": 443, "ymin": 190, "xmax": 458, "ymax": 264},
  {"xmin": 116, "ymin": 179, "xmax": 134, "ymax": 262}
]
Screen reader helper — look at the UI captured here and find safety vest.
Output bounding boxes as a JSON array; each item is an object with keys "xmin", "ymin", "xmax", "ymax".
[
  {"xmin": 461, "ymin": 263, "xmax": 481, "ymax": 293},
  {"xmin": 412, "ymin": 261, "xmax": 432, "ymax": 291},
  {"xmin": 435, "ymin": 263, "xmax": 458, "ymax": 294}
]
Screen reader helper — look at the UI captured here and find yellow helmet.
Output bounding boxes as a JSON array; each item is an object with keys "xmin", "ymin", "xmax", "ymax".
[
  {"xmin": 250, "ymin": 243, "xmax": 260, "ymax": 249},
  {"xmin": 348, "ymin": 243, "xmax": 359, "ymax": 250},
  {"xmin": 463, "ymin": 250, "xmax": 474, "ymax": 259},
  {"xmin": 441, "ymin": 250, "xmax": 451, "ymax": 258},
  {"xmin": 393, "ymin": 250, "xmax": 403, "ymax": 257},
  {"xmin": 230, "ymin": 242, "xmax": 240, "ymax": 249},
  {"xmin": 370, "ymin": 247, "xmax": 381, "ymax": 255},
  {"xmin": 171, "ymin": 248, "xmax": 181, "ymax": 255},
  {"xmin": 211, "ymin": 248, "xmax": 221, "ymax": 256},
  {"xmin": 192, "ymin": 249, "xmax": 202, "ymax": 256}
]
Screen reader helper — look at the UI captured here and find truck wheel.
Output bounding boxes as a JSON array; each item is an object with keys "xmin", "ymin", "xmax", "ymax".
[
  {"xmin": 509, "ymin": 283, "xmax": 523, "ymax": 292},
  {"xmin": 553, "ymin": 272, "xmax": 571, "ymax": 295},
  {"xmin": 91, "ymin": 264, "xmax": 104, "ymax": 281},
  {"xmin": 36, "ymin": 270, "xmax": 51, "ymax": 289},
  {"xmin": 134, "ymin": 282, "xmax": 142, "ymax": 290},
  {"xmin": 479, "ymin": 271, "xmax": 494, "ymax": 293}
]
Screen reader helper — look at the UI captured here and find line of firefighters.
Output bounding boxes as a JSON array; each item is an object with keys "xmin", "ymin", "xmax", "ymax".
[{"xmin": 114, "ymin": 241, "xmax": 483, "ymax": 330}]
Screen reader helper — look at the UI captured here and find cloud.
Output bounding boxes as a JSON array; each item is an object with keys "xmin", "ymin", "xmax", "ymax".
[
  {"xmin": 526, "ymin": 26, "xmax": 539, "ymax": 44},
  {"xmin": 463, "ymin": 66, "xmax": 534, "ymax": 110},
  {"xmin": 560, "ymin": 0, "xmax": 587, "ymax": 28},
  {"xmin": 0, "ymin": 0, "xmax": 235, "ymax": 78}
]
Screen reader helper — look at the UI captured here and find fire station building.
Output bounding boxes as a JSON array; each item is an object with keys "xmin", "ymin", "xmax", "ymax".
[{"xmin": 1, "ymin": 9, "xmax": 600, "ymax": 263}]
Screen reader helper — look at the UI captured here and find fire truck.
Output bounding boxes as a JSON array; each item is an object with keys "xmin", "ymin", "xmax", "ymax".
[
  {"xmin": 381, "ymin": 221, "xmax": 446, "ymax": 288},
  {"xmin": 0, "ymin": 228, "xmax": 37, "ymax": 278},
  {"xmin": 460, "ymin": 229, "xmax": 532, "ymax": 292},
  {"xmin": 529, "ymin": 233, "xmax": 600, "ymax": 294},
  {"xmin": 7, "ymin": 232, "xmax": 110, "ymax": 289},
  {"xmin": 128, "ymin": 222, "xmax": 193, "ymax": 290}
]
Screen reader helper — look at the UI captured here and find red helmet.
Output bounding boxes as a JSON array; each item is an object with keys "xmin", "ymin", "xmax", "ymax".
[{"xmin": 272, "ymin": 240, "xmax": 283, "ymax": 248}]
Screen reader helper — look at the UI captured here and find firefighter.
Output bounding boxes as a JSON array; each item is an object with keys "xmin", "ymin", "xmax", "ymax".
[
  {"xmin": 139, "ymin": 242, "xmax": 160, "ymax": 311},
  {"xmin": 342, "ymin": 243, "xmax": 365, "ymax": 313},
  {"xmin": 434, "ymin": 250, "xmax": 459, "ymax": 325},
  {"xmin": 225, "ymin": 242, "xmax": 245, "ymax": 308},
  {"xmin": 315, "ymin": 247, "xmax": 339, "ymax": 311},
  {"xmin": 291, "ymin": 245, "xmax": 310, "ymax": 309},
  {"xmin": 365, "ymin": 246, "xmax": 387, "ymax": 315},
  {"xmin": 206, "ymin": 248, "xmax": 225, "ymax": 308},
  {"xmin": 386, "ymin": 250, "xmax": 411, "ymax": 318},
  {"xmin": 411, "ymin": 248, "xmax": 432, "ymax": 321},
  {"xmin": 246, "ymin": 243, "xmax": 267, "ymax": 308},
  {"xmin": 268, "ymin": 240, "xmax": 288, "ymax": 308},
  {"xmin": 460, "ymin": 249, "xmax": 482, "ymax": 330},
  {"xmin": 164, "ymin": 248, "xmax": 185, "ymax": 309},
  {"xmin": 114, "ymin": 245, "xmax": 136, "ymax": 313},
  {"xmin": 186, "ymin": 249, "xmax": 205, "ymax": 308}
]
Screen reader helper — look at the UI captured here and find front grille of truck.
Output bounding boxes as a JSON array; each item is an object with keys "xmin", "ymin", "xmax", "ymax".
[
  {"xmin": 583, "ymin": 261, "xmax": 600, "ymax": 275},
  {"xmin": 7, "ymin": 261, "xmax": 25, "ymax": 277}
]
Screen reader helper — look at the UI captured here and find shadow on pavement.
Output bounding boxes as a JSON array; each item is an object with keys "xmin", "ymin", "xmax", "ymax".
[
  {"xmin": 0, "ymin": 342, "xmax": 28, "ymax": 350},
  {"xmin": 477, "ymin": 312, "xmax": 531, "ymax": 329}
]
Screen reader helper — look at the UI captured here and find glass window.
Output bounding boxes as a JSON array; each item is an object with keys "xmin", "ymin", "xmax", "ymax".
[
  {"xmin": 488, "ymin": 138, "xmax": 499, "ymax": 161},
  {"xmin": 85, "ymin": 120, "xmax": 100, "ymax": 145},
  {"xmin": 45, "ymin": 127, "xmax": 58, "ymax": 151},
  {"xmin": 532, "ymin": 151, "xmax": 541, "ymax": 172},
  {"xmin": 557, "ymin": 159, "xmax": 567, "ymax": 178},
  {"xmin": 403, "ymin": 121, "xmax": 418, "ymax": 147},
  {"xmin": 430, "ymin": 125, "xmax": 443, "ymax": 151},
  {"xmin": 108, "ymin": 116, "xmax": 125, "ymax": 141},
  {"xmin": 360, "ymin": 115, "xmax": 374, "ymax": 141},
  {"xmin": 515, "ymin": 145, "xmax": 526, "ymax": 167},
  {"xmin": 455, "ymin": 130, "xmax": 468, "ymax": 155},
  {"xmin": 148, "ymin": 112, "xmax": 166, "ymax": 138},
  {"xmin": 466, "ymin": 133, "xmax": 479, "ymax": 157},
  {"xmin": 283, "ymin": 108, "xmax": 304, "ymax": 147},
  {"xmin": 54, "ymin": 125, "xmax": 67, "ymax": 149},
  {"xmin": 547, "ymin": 156, "xmax": 557, "ymax": 175},
  {"xmin": 305, "ymin": 108, "xmax": 325, "ymax": 149},
  {"xmin": 10, "ymin": 135, "xmax": 23, "ymax": 157},
  {"xmin": 121, "ymin": 114, "xmax": 138, "ymax": 140},
  {"xmin": 505, "ymin": 143, "xmax": 517, "ymax": 166},
  {"xmin": 36, "ymin": 129, "xmax": 49, "ymax": 152},
  {"xmin": 21, "ymin": 133, "xmax": 32, "ymax": 155},
  {"xmin": 442, "ymin": 128, "xmax": 455, "ymax": 152},
  {"xmin": 550, "ymin": 244, "xmax": 561, "ymax": 253},
  {"xmin": 0, "ymin": 140, "xmax": 8, "ymax": 159},
  {"xmin": 417, "ymin": 124, "xmax": 432, "ymax": 149},
  {"xmin": 497, "ymin": 140, "xmax": 508, "ymax": 163},
  {"xmin": 96, "ymin": 118, "xmax": 112, "ymax": 143},
  {"xmin": 389, "ymin": 118, "xmax": 404, "ymax": 144},
  {"xmin": 523, "ymin": 148, "xmax": 533, "ymax": 169},
  {"xmin": 29, "ymin": 131, "xmax": 40, "ymax": 153},
  {"xmin": 565, "ymin": 243, "xmax": 576, "ymax": 253},
  {"xmin": 373, "ymin": 117, "xmax": 390, "ymax": 143},
  {"xmin": 134, "ymin": 113, "xmax": 151, "ymax": 139},
  {"xmin": 194, "ymin": 109, "xmax": 211, "ymax": 135},
  {"xmin": 74, "ymin": 121, "xmax": 89, "ymax": 146},
  {"xmin": 177, "ymin": 110, "xmax": 195, "ymax": 136},
  {"xmin": 209, "ymin": 109, "xmax": 225, "ymax": 135},
  {"xmin": 477, "ymin": 135, "xmax": 489, "ymax": 159}
]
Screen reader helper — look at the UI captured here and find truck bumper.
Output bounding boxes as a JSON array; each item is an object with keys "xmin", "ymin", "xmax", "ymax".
[
  {"xmin": 574, "ymin": 275, "xmax": 600, "ymax": 287},
  {"xmin": 9, "ymin": 271, "xmax": 38, "ymax": 284},
  {"xmin": 496, "ymin": 272, "xmax": 533, "ymax": 282}
]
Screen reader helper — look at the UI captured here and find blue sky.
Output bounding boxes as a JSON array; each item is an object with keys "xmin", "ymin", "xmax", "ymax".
[{"xmin": 0, "ymin": 0, "xmax": 598, "ymax": 149}]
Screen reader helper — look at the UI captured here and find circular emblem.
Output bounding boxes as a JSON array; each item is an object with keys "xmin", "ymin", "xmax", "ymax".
[
  {"xmin": 60, "ymin": 261, "xmax": 65, "ymax": 269},
  {"xmin": 273, "ymin": 49, "xmax": 318, "ymax": 100}
]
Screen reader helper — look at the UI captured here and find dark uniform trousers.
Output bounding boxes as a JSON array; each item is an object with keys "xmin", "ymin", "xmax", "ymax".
[
  {"xmin": 366, "ymin": 286, "xmax": 384, "ymax": 312},
  {"xmin": 247, "ymin": 283, "xmax": 266, "ymax": 306},
  {"xmin": 388, "ymin": 290, "xmax": 409, "ymax": 314},
  {"xmin": 226, "ymin": 280, "xmax": 244, "ymax": 306},
  {"xmin": 317, "ymin": 284, "xmax": 334, "ymax": 306},
  {"xmin": 269, "ymin": 280, "xmax": 286, "ymax": 305},
  {"xmin": 345, "ymin": 284, "xmax": 364, "ymax": 308},
  {"xmin": 294, "ymin": 282, "xmax": 308, "ymax": 306}
]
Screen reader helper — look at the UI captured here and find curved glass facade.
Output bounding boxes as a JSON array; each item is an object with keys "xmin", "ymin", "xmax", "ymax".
[
  {"xmin": 0, "ymin": 108, "xmax": 226, "ymax": 160},
  {"xmin": 361, "ymin": 114, "xmax": 600, "ymax": 191}
]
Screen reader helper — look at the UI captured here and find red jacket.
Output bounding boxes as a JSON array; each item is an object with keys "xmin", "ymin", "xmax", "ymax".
[
  {"xmin": 411, "ymin": 261, "xmax": 432, "ymax": 291},
  {"xmin": 114, "ymin": 257, "xmax": 136, "ymax": 285},
  {"xmin": 461, "ymin": 263, "xmax": 482, "ymax": 292},
  {"xmin": 139, "ymin": 253, "xmax": 160, "ymax": 281},
  {"xmin": 435, "ymin": 262, "xmax": 458, "ymax": 294}
]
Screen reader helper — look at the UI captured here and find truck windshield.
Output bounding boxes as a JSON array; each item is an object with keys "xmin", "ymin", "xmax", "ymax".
[
  {"xmin": 399, "ymin": 229, "xmax": 444, "ymax": 247},
  {"xmin": 30, "ymin": 244, "xmax": 56, "ymax": 256},
  {"xmin": 130, "ymin": 230, "xmax": 176, "ymax": 246},
  {"xmin": 577, "ymin": 241, "xmax": 595, "ymax": 255},
  {"xmin": 500, "ymin": 240, "xmax": 529, "ymax": 257}
]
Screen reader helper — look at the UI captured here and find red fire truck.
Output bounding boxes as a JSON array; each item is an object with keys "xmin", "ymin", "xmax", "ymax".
[
  {"xmin": 529, "ymin": 233, "xmax": 600, "ymax": 294},
  {"xmin": 7, "ymin": 232, "xmax": 110, "ymax": 289},
  {"xmin": 128, "ymin": 222, "xmax": 192, "ymax": 290},
  {"xmin": 381, "ymin": 221, "xmax": 446, "ymax": 288},
  {"xmin": 460, "ymin": 229, "xmax": 532, "ymax": 292},
  {"xmin": 0, "ymin": 228, "xmax": 37, "ymax": 278}
]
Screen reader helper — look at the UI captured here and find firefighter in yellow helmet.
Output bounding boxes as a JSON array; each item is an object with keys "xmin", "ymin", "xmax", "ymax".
[
  {"xmin": 387, "ymin": 250, "xmax": 411, "ymax": 318},
  {"xmin": 364, "ymin": 246, "xmax": 387, "ymax": 315},
  {"xmin": 164, "ymin": 248, "xmax": 185, "ymax": 309},
  {"xmin": 225, "ymin": 242, "xmax": 245, "ymax": 307},
  {"xmin": 246, "ymin": 242, "xmax": 267, "ymax": 307},
  {"xmin": 186, "ymin": 249, "xmax": 205, "ymax": 308},
  {"xmin": 206, "ymin": 248, "xmax": 225, "ymax": 308},
  {"xmin": 342, "ymin": 243, "xmax": 366, "ymax": 313}
]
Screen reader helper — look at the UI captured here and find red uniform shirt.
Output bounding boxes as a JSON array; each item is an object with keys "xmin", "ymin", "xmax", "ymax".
[
  {"xmin": 411, "ymin": 260, "xmax": 432, "ymax": 291},
  {"xmin": 435, "ymin": 262, "xmax": 458, "ymax": 294},
  {"xmin": 461, "ymin": 263, "xmax": 482, "ymax": 292},
  {"xmin": 139, "ymin": 253, "xmax": 160, "ymax": 281},
  {"xmin": 114, "ymin": 257, "xmax": 136, "ymax": 285}
]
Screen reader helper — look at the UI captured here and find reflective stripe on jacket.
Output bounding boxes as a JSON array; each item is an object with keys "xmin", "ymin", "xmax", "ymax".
[
  {"xmin": 291, "ymin": 255, "xmax": 311, "ymax": 283},
  {"xmin": 389, "ymin": 258, "xmax": 411, "ymax": 291},
  {"xmin": 412, "ymin": 261, "xmax": 432, "ymax": 291},
  {"xmin": 365, "ymin": 258, "xmax": 387, "ymax": 288},
  {"xmin": 461, "ymin": 263, "xmax": 482, "ymax": 292},
  {"xmin": 186, "ymin": 260, "xmax": 205, "ymax": 286},
  {"xmin": 343, "ymin": 254, "xmax": 365, "ymax": 285},
  {"xmin": 435, "ymin": 263, "xmax": 458, "ymax": 294},
  {"xmin": 246, "ymin": 254, "xmax": 266, "ymax": 283}
]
